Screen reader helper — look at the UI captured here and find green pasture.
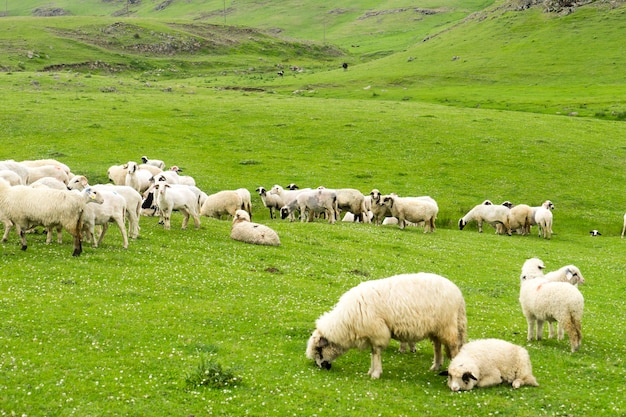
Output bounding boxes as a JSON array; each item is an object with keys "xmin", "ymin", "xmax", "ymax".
[{"xmin": 0, "ymin": 72, "xmax": 625, "ymax": 416}]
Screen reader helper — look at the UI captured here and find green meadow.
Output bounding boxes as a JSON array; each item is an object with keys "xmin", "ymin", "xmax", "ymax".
[{"xmin": 0, "ymin": 1, "xmax": 625, "ymax": 416}]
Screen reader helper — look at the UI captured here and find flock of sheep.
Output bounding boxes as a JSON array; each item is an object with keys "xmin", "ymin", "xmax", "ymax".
[{"xmin": 306, "ymin": 257, "xmax": 585, "ymax": 391}]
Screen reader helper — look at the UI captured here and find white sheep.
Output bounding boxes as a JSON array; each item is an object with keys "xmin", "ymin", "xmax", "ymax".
[
  {"xmin": 154, "ymin": 181, "xmax": 201, "ymax": 230},
  {"xmin": 256, "ymin": 186, "xmax": 284, "ymax": 219},
  {"xmin": 140, "ymin": 156, "xmax": 166, "ymax": 170},
  {"xmin": 200, "ymin": 190, "xmax": 242, "ymax": 220},
  {"xmin": 107, "ymin": 164, "xmax": 127, "ymax": 185},
  {"xmin": 29, "ymin": 177, "xmax": 68, "ymax": 190},
  {"xmin": 306, "ymin": 273, "xmax": 467, "ymax": 379},
  {"xmin": 0, "ymin": 169, "xmax": 24, "ymax": 186},
  {"xmin": 236, "ymin": 188, "xmax": 252, "ymax": 215},
  {"xmin": 0, "ymin": 160, "xmax": 30, "ymax": 184},
  {"xmin": 68, "ymin": 176, "xmax": 143, "ymax": 240},
  {"xmin": 535, "ymin": 201, "xmax": 554, "ymax": 239},
  {"xmin": 230, "ymin": 209, "xmax": 280, "ymax": 246},
  {"xmin": 622, "ymin": 213, "xmax": 626, "ymax": 238},
  {"xmin": 20, "ymin": 158, "xmax": 72, "ymax": 176},
  {"xmin": 508, "ymin": 203, "xmax": 533, "ymax": 235},
  {"xmin": 124, "ymin": 161, "xmax": 153, "ymax": 193},
  {"xmin": 459, "ymin": 202, "xmax": 511, "ymax": 235},
  {"xmin": 24, "ymin": 164, "xmax": 70, "ymax": 185},
  {"xmin": 168, "ymin": 166, "xmax": 196, "ymax": 186},
  {"xmin": 369, "ymin": 189, "xmax": 392, "ymax": 225},
  {"xmin": 519, "ymin": 259, "xmax": 584, "ymax": 352},
  {"xmin": 0, "ymin": 179, "xmax": 103, "ymax": 256},
  {"xmin": 440, "ymin": 339, "xmax": 539, "ymax": 391},
  {"xmin": 269, "ymin": 185, "xmax": 311, "ymax": 221},
  {"xmin": 331, "ymin": 188, "xmax": 369, "ymax": 223},
  {"xmin": 381, "ymin": 195, "xmax": 438, "ymax": 232},
  {"xmin": 282, "ymin": 188, "xmax": 337, "ymax": 224},
  {"xmin": 82, "ymin": 189, "xmax": 128, "ymax": 249},
  {"xmin": 138, "ymin": 164, "xmax": 163, "ymax": 176}
]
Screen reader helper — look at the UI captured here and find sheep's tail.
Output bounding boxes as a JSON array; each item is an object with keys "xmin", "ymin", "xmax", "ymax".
[{"xmin": 457, "ymin": 300, "xmax": 468, "ymax": 348}]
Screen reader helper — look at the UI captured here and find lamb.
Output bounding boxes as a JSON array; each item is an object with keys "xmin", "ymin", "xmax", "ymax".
[
  {"xmin": 381, "ymin": 195, "xmax": 438, "ymax": 232},
  {"xmin": 306, "ymin": 273, "xmax": 467, "ymax": 379},
  {"xmin": 0, "ymin": 179, "xmax": 103, "ymax": 256},
  {"xmin": 140, "ymin": 156, "xmax": 166, "ymax": 170},
  {"xmin": 200, "ymin": 190, "xmax": 242, "ymax": 220},
  {"xmin": 230, "ymin": 209, "xmax": 280, "ymax": 246},
  {"xmin": 269, "ymin": 185, "xmax": 311, "ymax": 221},
  {"xmin": 369, "ymin": 189, "xmax": 392, "ymax": 225},
  {"xmin": 82, "ymin": 188, "xmax": 129, "ymax": 249},
  {"xmin": 519, "ymin": 259, "xmax": 584, "ymax": 352},
  {"xmin": 281, "ymin": 188, "xmax": 338, "ymax": 224},
  {"xmin": 459, "ymin": 202, "xmax": 511, "ymax": 235},
  {"xmin": 107, "ymin": 164, "xmax": 127, "ymax": 185},
  {"xmin": 154, "ymin": 181, "xmax": 201, "ymax": 230},
  {"xmin": 534, "ymin": 200, "xmax": 554, "ymax": 239},
  {"xmin": 68, "ymin": 176, "xmax": 143, "ymax": 240},
  {"xmin": 256, "ymin": 186, "xmax": 284, "ymax": 219},
  {"xmin": 440, "ymin": 339, "xmax": 538, "ymax": 391}
]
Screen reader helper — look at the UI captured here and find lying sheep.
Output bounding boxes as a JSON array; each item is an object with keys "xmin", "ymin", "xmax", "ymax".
[
  {"xmin": 382, "ymin": 195, "xmax": 438, "ymax": 232},
  {"xmin": 256, "ymin": 186, "xmax": 283, "ymax": 219},
  {"xmin": 141, "ymin": 156, "xmax": 166, "ymax": 170},
  {"xmin": 519, "ymin": 259, "xmax": 584, "ymax": 352},
  {"xmin": 369, "ymin": 189, "xmax": 392, "ymax": 225},
  {"xmin": 459, "ymin": 202, "xmax": 511, "ymax": 235},
  {"xmin": 82, "ymin": 188, "xmax": 128, "ymax": 249},
  {"xmin": 154, "ymin": 181, "xmax": 201, "ymax": 230},
  {"xmin": 306, "ymin": 273, "xmax": 467, "ymax": 379},
  {"xmin": 440, "ymin": 339, "xmax": 538, "ymax": 391},
  {"xmin": 282, "ymin": 188, "xmax": 337, "ymax": 224},
  {"xmin": 200, "ymin": 190, "xmax": 242, "ymax": 220},
  {"xmin": 0, "ymin": 179, "xmax": 103, "ymax": 256},
  {"xmin": 230, "ymin": 209, "xmax": 280, "ymax": 246}
]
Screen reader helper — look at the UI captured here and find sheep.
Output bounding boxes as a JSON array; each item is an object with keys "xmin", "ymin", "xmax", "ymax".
[
  {"xmin": 306, "ymin": 273, "xmax": 467, "ymax": 379},
  {"xmin": 230, "ymin": 209, "xmax": 280, "ymax": 246},
  {"xmin": 138, "ymin": 164, "xmax": 163, "ymax": 176},
  {"xmin": 0, "ymin": 160, "xmax": 30, "ymax": 184},
  {"xmin": 0, "ymin": 169, "xmax": 24, "ymax": 186},
  {"xmin": 256, "ymin": 186, "xmax": 284, "ymax": 219},
  {"xmin": 369, "ymin": 189, "xmax": 392, "ymax": 225},
  {"xmin": 29, "ymin": 177, "xmax": 68, "ymax": 190},
  {"xmin": 140, "ymin": 156, "xmax": 165, "ymax": 170},
  {"xmin": 535, "ymin": 200, "xmax": 554, "ymax": 239},
  {"xmin": 82, "ymin": 188, "xmax": 129, "ymax": 249},
  {"xmin": 20, "ymin": 158, "xmax": 72, "ymax": 176},
  {"xmin": 589, "ymin": 229, "xmax": 601, "ymax": 236},
  {"xmin": 270, "ymin": 184, "xmax": 311, "ymax": 221},
  {"xmin": 68, "ymin": 176, "xmax": 143, "ymax": 240},
  {"xmin": 154, "ymin": 181, "xmax": 201, "ymax": 230},
  {"xmin": 24, "ymin": 164, "xmax": 70, "ymax": 185},
  {"xmin": 331, "ymin": 188, "xmax": 369, "ymax": 223},
  {"xmin": 440, "ymin": 339, "xmax": 539, "ymax": 391},
  {"xmin": 200, "ymin": 190, "xmax": 242, "ymax": 220},
  {"xmin": 124, "ymin": 161, "xmax": 153, "ymax": 193},
  {"xmin": 281, "ymin": 188, "xmax": 338, "ymax": 224},
  {"xmin": 459, "ymin": 202, "xmax": 511, "ymax": 235},
  {"xmin": 381, "ymin": 195, "xmax": 438, "ymax": 232},
  {"xmin": 107, "ymin": 164, "xmax": 127, "ymax": 185},
  {"xmin": 236, "ymin": 188, "xmax": 252, "ymax": 215},
  {"xmin": 519, "ymin": 259, "xmax": 584, "ymax": 352},
  {"xmin": 622, "ymin": 214, "xmax": 626, "ymax": 238},
  {"xmin": 0, "ymin": 179, "xmax": 103, "ymax": 256},
  {"xmin": 168, "ymin": 166, "xmax": 196, "ymax": 186}
]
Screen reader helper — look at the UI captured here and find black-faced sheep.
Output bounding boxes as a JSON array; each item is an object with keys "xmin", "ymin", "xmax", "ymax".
[
  {"xmin": 519, "ymin": 259, "xmax": 584, "ymax": 352},
  {"xmin": 0, "ymin": 179, "xmax": 103, "ymax": 256},
  {"xmin": 256, "ymin": 186, "xmax": 284, "ymax": 219},
  {"xmin": 440, "ymin": 339, "xmax": 538, "ymax": 391},
  {"xmin": 282, "ymin": 188, "xmax": 338, "ymax": 224},
  {"xmin": 230, "ymin": 209, "xmax": 280, "ymax": 246},
  {"xmin": 306, "ymin": 273, "xmax": 467, "ymax": 379},
  {"xmin": 369, "ymin": 189, "xmax": 392, "ymax": 225},
  {"xmin": 459, "ymin": 202, "xmax": 511, "ymax": 235},
  {"xmin": 381, "ymin": 195, "xmax": 438, "ymax": 232},
  {"xmin": 140, "ymin": 156, "xmax": 166, "ymax": 170}
]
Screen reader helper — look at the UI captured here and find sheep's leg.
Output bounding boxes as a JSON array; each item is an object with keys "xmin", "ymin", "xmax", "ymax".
[
  {"xmin": 399, "ymin": 342, "xmax": 416, "ymax": 353},
  {"xmin": 477, "ymin": 370, "xmax": 503, "ymax": 388},
  {"xmin": 127, "ymin": 209, "xmax": 139, "ymax": 239},
  {"xmin": 562, "ymin": 318, "xmax": 582, "ymax": 352},
  {"xmin": 192, "ymin": 213, "xmax": 201, "ymax": 230},
  {"xmin": 163, "ymin": 210, "xmax": 171, "ymax": 230},
  {"xmin": 536, "ymin": 320, "xmax": 544, "ymax": 340},
  {"xmin": 548, "ymin": 321, "xmax": 558, "ymax": 339},
  {"xmin": 429, "ymin": 337, "xmax": 443, "ymax": 371},
  {"xmin": 477, "ymin": 220, "xmax": 483, "ymax": 233},
  {"xmin": 1, "ymin": 220, "xmax": 12, "ymax": 242},
  {"xmin": 398, "ymin": 217, "xmax": 405, "ymax": 230},
  {"xmin": 526, "ymin": 317, "xmax": 536, "ymax": 341},
  {"xmin": 71, "ymin": 232, "xmax": 82, "ymax": 257},
  {"xmin": 181, "ymin": 209, "xmax": 190, "ymax": 229},
  {"xmin": 17, "ymin": 226, "xmax": 27, "ymax": 251},
  {"xmin": 368, "ymin": 347, "xmax": 383, "ymax": 379}
]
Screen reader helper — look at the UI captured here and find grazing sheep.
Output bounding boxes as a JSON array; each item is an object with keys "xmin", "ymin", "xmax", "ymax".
[
  {"xmin": 369, "ymin": 189, "xmax": 392, "ymax": 225},
  {"xmin": 82, "ymin": 189, "xmax": 129, "ymax": 249},
  {"xmin": 330, "ymin": 188, "xmax": 369, "ymax": 223},
  {"xmin": 519, "ymin": 260, "xmax": 584, "ymax": 352},
  {"xmin": 154, "ymin": 181, "xmax": 201, "ymax": 230},
  {"xmin": 200, "ymin": 190, "xmax": 242, "ymax": 220},
  {"xmin": 459, "ymin": 202, "xmax": 511, "ymax": 235},
  {"xmin": 29, "ymin": 177, "xmax": 68, "ymax": 190},
  {"xmin": 230, "ymin": 209, "xmax": 280, "ymax": 246},
  {"xmin": 24, "ymin": 164, "xmax": 70, "ymax": 185},
  {"xmin": 0, "ymin": 160, "xmax": 30, "ymax": 184},
  {"xmin": 0, "ymin": 169, "xmax": 24, "ymax": 186},
  {"xmin": 256, "ymin": 186, "xmax": 284, "ymax": 219},
  {"xmin": 282, "ymin": 188, "xmax": 338, "ymax": 224},
  {"xmin": 236, "ymin": 188, "xmax": 252, "ymax": 215},
  {"xmin": 270, "ymin": 185, "xmax": 311, "ymax": 221},
  {"xmin": 68, "ymin": 176, "xmax": 143, "ymax": 240},
  {"xmin": 138, "ymin": 164, "xmax": 163, "ymax": 176},
  {"xmin": 440, "ymin": 339, "xmax": 538, "ymax": 391},
  {"xmin": 140, "ymin": 156, "xmax": 166, "ymax": 170},
  {"xmin": 382, "ymin": 195, "xmax": 438, "ymax": 232},
  {"xmin": 107, "ymin": 164, "xmax": 127, "ymax": 185},
  {"xmin": 20, "ymin": 159, "xmax": 72, "ymax": 176},
  {"xmin": 306, "ymin": 273, "xmax": 467, "ymax": 379},
  {"xmin": 0, "ymin": 179, "xmax": 103, "ymax": 256},
  {"xmin": 589, "ymin": 229, "xmax": 601, "ymax": 236},
  {"xmin": 508, "ymin": 203, "xmax": 534, "ymax": 235}
]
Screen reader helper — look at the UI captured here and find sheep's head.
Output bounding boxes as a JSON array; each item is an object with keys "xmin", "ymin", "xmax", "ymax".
[
  {"xmin": 141, "ymin": 156, "xmax": 149, "ymax": 164},
  {"xmin": 255, "ymin": 186, "xmax": 266, "ymax": 196},
  {"xmin": 520, "ymin": 257, "xmax": 545, "ymax": 282},
  {"xmin": 85, "ymin": 188, "xmax": 104, "ymax": 205},
  {"xmin": 564, "ymin": 265, "xmax": 585, "ymax": 286},
  {"xmin": 233, "ymin": 209, "xmax": 251, "ymax": 224},
  {"xmin": 270, "ymin": 185, "xmax": 283, "ymax": 195},
  {"xmin": 370, "ymin": 189, "xmax": 381, "ymax": 201},
  {"xmin": 381, "ymin": 195, "xmax": 394, "ymax": 208},
  {"xmin": 501, "ymin": 200, "xmax": 513, "ymax": 209},
  {"xmin": 286, "ymin": 183, "xmax": 299, "ymax": 190},
  {"xmin": 127, "ymin": 161, "xmax": 138, "ymax": 173},
  {"xmin": 482, "ymin": 199, "xmax": 493, "ymax": 205},
  {"xmin": 440, "ymin": 365, "xmax": 480, "ymax": 392},
  {"xmin": 542, "ymin": 200, "xmax": 555, "ymax": 210},
  {"xmin": 305, "ymin": 330, "xmax": 345, "ymax": 371},
  {"xmin": 68, "ymin": 175, "xmax": 89, "ymax": 191},
  {"xmin": 458, "ymin": 218, "xmax": 467, "ymax": 230},
  {"xmin": 280, "ymin": 206, "xmax": 290, "ymax": 220}
]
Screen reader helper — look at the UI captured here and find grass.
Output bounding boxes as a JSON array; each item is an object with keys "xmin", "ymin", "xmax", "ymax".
[{"xmin": 0, "ymin": 0, "xmax": 625, "ymax": 415}]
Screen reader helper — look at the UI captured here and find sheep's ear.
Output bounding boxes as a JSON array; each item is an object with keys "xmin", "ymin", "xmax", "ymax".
[
  {"xmin": 462, "ymin": 372, "xmax": 477, "ymax": 382},
  {"xmin": 565, "ymin": 268, "xmax": 574, "ymax": 281},
  {"xmin": 318, "ymin": 337, "xmax": 329, "ymax": 347},
  {"xmin": 439, "ymin": 370, "xmax": 449, "ymax": 377}
]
